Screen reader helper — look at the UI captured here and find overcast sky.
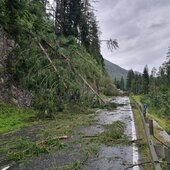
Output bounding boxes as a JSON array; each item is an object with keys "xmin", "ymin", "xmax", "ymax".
[{"xmin": 93, "ymin": 0, "xmax": 170, "ymax": 72}]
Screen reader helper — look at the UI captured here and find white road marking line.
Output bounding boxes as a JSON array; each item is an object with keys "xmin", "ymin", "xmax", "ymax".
[
  {"xmin": 1, "ymin": 165, "xmax": 10, "ymax": 170},
  {"xmin": 129, "ymin": 98, "xmax": 140, "ymax": 170}
]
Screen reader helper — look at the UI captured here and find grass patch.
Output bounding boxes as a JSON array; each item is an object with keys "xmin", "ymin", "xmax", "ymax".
[
  {"xmin": 133, "ymin": 95, "xmax": 143, "ymax": 107},
  {"xmin": 133, "ymin": 95, "xmax": 170, "ymax": 134},
  {"xmin": 42, "ymin": 108, "xmax": 95, "ymax": 137},
  {"xmin": 0, "ymin": 103, "xmax": 38, "ymax": 134},
  {"xmin": 92, "ymin": 121, "xmax": 130, "ymax": 146},
  {"xmin": 52, "ymin": 160, "xmax": 81, "ymax": 170},
  {"xmin": 147, "ymin": 113, "xmax": 170, "ymax": 134},
  {"xmin": 83, "ymin": 143, "xmax": 99, "ymax": 156},
  {"xmin": 0, "ymin": 105, "xmax": 96, "ymax": 162}
]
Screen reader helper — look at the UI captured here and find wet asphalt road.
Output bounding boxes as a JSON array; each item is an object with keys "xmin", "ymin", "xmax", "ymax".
[
  {"xmin": 83, "ymin": 96, "xmax": 140, "ymax": 170},
  {"xmin": 3, "ymin": 96, "xmax": 140, "ymax": 170}
]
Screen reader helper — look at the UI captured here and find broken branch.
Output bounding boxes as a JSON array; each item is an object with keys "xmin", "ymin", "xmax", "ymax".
[
  {"xmin": 38, "ymin": 135, "xmax": 68, "ymax": 145},
  {"xmin": 125, "ymin": 161, "xmax": 152, "ymax": 169}
]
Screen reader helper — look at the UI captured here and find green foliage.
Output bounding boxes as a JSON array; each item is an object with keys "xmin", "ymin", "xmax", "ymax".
[
  {"xmin": 55, "ymin": 0, "xmax": 103, "ymax": 65},
  {"xmin": 1, "ymin": 0, "xmax": 116, "ymax": 114},
  {"xmin": 5, "ymin": 137, "xmax": 65, "ymax": 161},
  {"xmin": 129, "ymin": 47, "xmax": 170, "ymax": 134},
  {"xmin": 0, "ymin": 103, "xmax": 38, "ymax": 134},
  {"xmin": 142, "ymin": 65, "xmax": 149, "ymax": 94},
  {"xmin": 114, "ymin": 76, "xmax": 125, "ymax": 91},
  {"xmin": 99, "ymin": 121, "xmax": 130, "ymax": 145},
  {"xmin": 53, "ymin": 161, "xmax": 81, "ymax": 170},
  {"xmin": 126, "ymin": 69, "xmax": 135, "ymax": 91},
  {"xmin": 0, "ymin": 0, "xmax": 9, "ymax": 27},
  {"xmin": 142, "ymin": 91, "xmax": 170, "ymax": 118},
  {"xmin": 0, "ymin": 0, "xmax": 53, "ymax": 42},
  {"xmin": 134, "ymin": 94, "xmax": 170, "ymax": 134},
  {"xmin": 6, "ymin": 33, "xmax": 117, "ymax": 113},
  {"xmin": 100, "ymin": 76, "xmax": 118, "ymax": 96},
  {"xmin": 0, "ymin": 107, "xmax": 95, "ymax": 164}
]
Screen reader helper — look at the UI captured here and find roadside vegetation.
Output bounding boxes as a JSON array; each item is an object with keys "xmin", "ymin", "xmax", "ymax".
[
  {"xmin": 126, "ymin": 48, "xmax": 170, "ymax": 134},
  {"xmin": 0, "ymin": 103, "xmax": 38, "ymax": 134},
  {"xmin": 133, "ymin": 95, "xmax": 170, "ymax": 134}
]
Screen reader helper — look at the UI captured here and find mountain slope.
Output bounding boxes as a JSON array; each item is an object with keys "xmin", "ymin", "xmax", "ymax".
[
  {"xmin": 104, "ymin": 59, "xmax": 128, "ymax": 81},
  {"xmin": 0, "ymin": 1, "xmax": 117, "ymax": 114}
]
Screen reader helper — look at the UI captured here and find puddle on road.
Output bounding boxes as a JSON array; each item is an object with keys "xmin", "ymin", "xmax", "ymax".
[
  {"xmin": 75, "ymin": 125, "xmax": 104, "ymax": 137},
  {"xmin": 86, "ymin": 145, "xmax": 139, "ymax": 170},
  {"xmin": 84, "ymin": 96, "xmax": 140, "ymax": 170}
]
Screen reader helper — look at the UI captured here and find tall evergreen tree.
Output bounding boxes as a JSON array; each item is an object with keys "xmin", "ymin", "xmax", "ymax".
[
  {"xmin": 55, "ymin": 0, "xmax": 70, "ymax": 36},
  {"xmin": 126, "ymin": 69, "xmax": 134, "ymax": 91},
  {"xmin": 165, "ymin": 47, "xmax": 170, "ymax": 87},
  {"xmin": 54, "ymin": 0, "xmax": 103, "ymax": 65},
  {"xmin": 88, "ymin": 12, "xmax": 102, "ymax": 65},
  {"xmin": 142, "ymin": 65, "xmax": 149, "ymax": 94},
  {"xmin": 120, "ymin": 76, "xmax": 125, "ymax": 91}
]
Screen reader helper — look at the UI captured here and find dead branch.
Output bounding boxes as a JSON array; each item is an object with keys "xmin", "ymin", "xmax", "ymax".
[
  {"xmin": 100, "ymin": 39, "xmax": 119, "ymax": 51},
  {"xmin": 38, "ymin": 135, "xmax": 68, "ymax": 145},
  {"xmin": 38, "ymin": 43, "xmax": 58, "ymax": 74},
  {"xmin": 130, "ymin": 138, "xmax": 142, "ymax": 143},
  {"xmin": 83, "ymin": 135, "xmax": 99, "ymax": 138},
  {"xmin": 38, "ymin": 42, "xmax": 67, "ymax": 88},
  {"xmin": 125, "ymin": 161, "xmax": 152, "ymax": 170},
  {"xmin": 41, "ymin": 39, "xmax": 55, "ymax": 50},
  {"xmin": 153, "ymin": 135, "xmax": 170, "ymax": 149},
  {"xmin": 41, "ymin": 39, "xmax": 69, "ymax": 61},
  {"xmin": 78, "ymin": 74, "xmax": 105, "ymax": 104},
  {"xmin": 72, "ymin": 49, "xmax": 95, "ymax": 66},
  {"xmin": 125, "ymin": 160, "xmax": 170, "ymax": 169},
  {"xmin": 38, "ymin": 39, "xmax": 105, "ymax": 104}
]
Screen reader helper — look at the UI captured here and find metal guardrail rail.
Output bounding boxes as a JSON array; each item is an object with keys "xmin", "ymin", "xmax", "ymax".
[{"xmin": 133, "ymin": 100, "xmax": 161, "ymax": 170}]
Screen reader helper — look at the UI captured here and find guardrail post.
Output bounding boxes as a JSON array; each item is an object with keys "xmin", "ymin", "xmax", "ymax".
[
  {"xmin": 165, "ymin": 147, "xmax": 170, "ymax": 170},
  {"xmin": 154, "ymin": 144, "xmax": 165, "ymax": 159},
  {"xmin": 149, "ymin": 119, "xmax": 154, "ymax": 136},
  {"xmin": 143, "ymin": 110, "xmax": 146, "ymax": 120}
]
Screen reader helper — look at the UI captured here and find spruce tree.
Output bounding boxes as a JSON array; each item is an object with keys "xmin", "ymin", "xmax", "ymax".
[
  {"xmin": 126, "ymin": 69, "xmax": 134, "ymax": 92},
  {"xmin": 120, "ymin": 76, "xmax": 125, "ymax": 91},
  {"xmin": 54, "ymin": 0, "xmax": 103, "ymax": 66},
  {"xmin": 142, "ymin": 65, "xmax": 149, "ymax": 94}
]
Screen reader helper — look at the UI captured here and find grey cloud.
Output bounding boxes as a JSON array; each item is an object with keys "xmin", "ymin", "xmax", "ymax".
[{"xmin": 94, "ymin": 0, "xmax": 170, "ymax": 72}]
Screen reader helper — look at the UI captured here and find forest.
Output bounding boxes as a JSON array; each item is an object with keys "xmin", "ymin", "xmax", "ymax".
[{"xmin": 126, "ymin": 48, "xmax": 170, "ymax": 133}]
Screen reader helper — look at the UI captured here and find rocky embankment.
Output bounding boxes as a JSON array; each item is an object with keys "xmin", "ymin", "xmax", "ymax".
[{"xmin": 0, "ymin": 26, "xmax": 32, "ymax": 107}]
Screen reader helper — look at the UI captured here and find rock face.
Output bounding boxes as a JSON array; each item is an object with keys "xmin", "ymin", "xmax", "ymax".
[
  {"xmin": 0, "ymin": 26, "xmax": 14, "ymax": 102},
  {"xmin": 11, "ymin": 85, "xmax": 33, "ymax": 107},
  {"xmin": 0, "ymin": 26, "xmax": 32, "ymax": 107}
]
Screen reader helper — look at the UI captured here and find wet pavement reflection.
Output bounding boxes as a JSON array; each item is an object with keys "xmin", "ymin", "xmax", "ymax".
[{"xmin": 84, "ymin": 96, "xmax": 140, "ymax": 170}]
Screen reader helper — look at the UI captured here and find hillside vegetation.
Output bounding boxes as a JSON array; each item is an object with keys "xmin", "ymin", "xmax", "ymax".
[
  {"xmin": 104, "ymin": 59, "xmax": 128, "ymax": 81},
  {"xmin": 0, "ymin": 0, "xmax": 117, "ymax": 117}
]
